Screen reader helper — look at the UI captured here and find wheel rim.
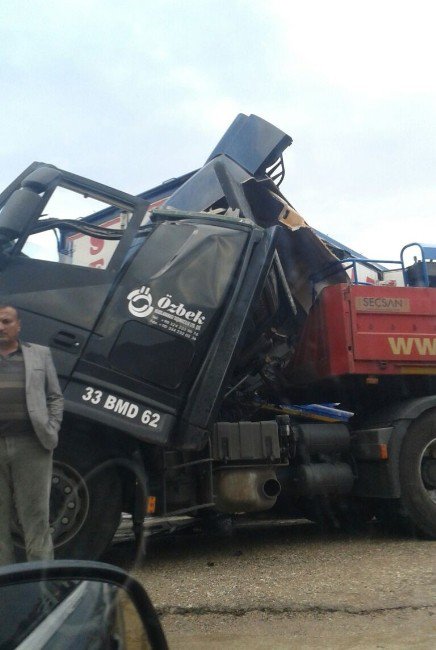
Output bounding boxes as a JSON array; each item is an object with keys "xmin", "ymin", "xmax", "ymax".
[
  {"xmin": 419, "ymin": 436, "xmax": 436, "ymax": 504},
  {"xmin": 12, "ymin": 460, "xmax": 90, "ymax": 549}
]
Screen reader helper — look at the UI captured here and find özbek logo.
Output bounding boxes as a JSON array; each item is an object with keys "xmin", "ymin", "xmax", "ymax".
[
  {"xmin": 127, "ymin": 286, "xmax": 153, "ymax": 318},
  {"xmin": 127, "ymin": 286, "xmax": 206, "ymax": 327}
]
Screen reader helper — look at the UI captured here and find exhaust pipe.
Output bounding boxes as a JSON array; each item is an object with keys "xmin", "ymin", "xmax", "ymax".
[{"xmin": 214, "ymin": 468, "xmax": 281, "ymax": 513}]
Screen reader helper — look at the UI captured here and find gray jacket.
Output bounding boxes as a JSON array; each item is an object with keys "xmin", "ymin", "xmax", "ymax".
[{"xmin": 21, "ymin": 342, "xmax": 64, "ymax": 451}]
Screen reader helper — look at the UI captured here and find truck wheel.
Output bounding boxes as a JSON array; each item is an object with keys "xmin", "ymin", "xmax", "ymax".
[
  {"xmin": 51, "ymin": 433, "xmax": 123, "ymax": 559},
  {"xmin": 399, "ymin": 409, "xmax": 436, "ymax": 538}
]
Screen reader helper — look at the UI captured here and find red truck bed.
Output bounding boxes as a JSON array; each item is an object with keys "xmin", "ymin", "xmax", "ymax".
[{"xmin": 291, "ymin": 283, "xmax": 436, "ymax": 383}]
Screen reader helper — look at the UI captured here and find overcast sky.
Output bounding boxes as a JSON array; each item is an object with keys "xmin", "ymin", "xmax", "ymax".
[{"xmin": 1, "ymin": 0, "xmax": 435, "ymax": 259}]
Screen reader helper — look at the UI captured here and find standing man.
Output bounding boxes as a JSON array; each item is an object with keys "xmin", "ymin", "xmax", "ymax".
[{"xmin": 0, "ymin": 304, "xmax": 63, "ymax": 565}]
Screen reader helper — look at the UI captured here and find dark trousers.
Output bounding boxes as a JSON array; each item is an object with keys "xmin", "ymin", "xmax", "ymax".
[{"xmin": 0, "ymin": 435, "xmax": 53, "ymax": 565}]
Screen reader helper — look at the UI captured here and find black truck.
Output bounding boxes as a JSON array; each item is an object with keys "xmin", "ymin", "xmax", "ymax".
[{"xmin": 1, "ymin": 114, "xmax": 435, "ymax": 558}]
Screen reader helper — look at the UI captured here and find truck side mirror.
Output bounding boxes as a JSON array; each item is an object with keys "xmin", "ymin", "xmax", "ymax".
[
  {"xmin": 21, "ymin": 166, "xmax": 61, "ymax": 193},
  {"xmin": 0, "ymin": 187, "xmax": 44, "ymax": 244}
]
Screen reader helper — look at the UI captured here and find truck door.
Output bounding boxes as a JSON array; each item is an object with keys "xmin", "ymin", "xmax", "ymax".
[{"xmin": 0, "ymin": 164, "xmax": 148, "ymax": 387}]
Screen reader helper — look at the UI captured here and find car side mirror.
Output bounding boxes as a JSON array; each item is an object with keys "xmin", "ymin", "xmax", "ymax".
[{"xmin": 0, "ymin": 560, "xmax": 168, "ymax": 650}]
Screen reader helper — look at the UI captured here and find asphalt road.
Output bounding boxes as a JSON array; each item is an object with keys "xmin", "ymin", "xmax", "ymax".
[{"xmin": 105, "ymin": 519, "xmax": 436, "ymax": 649}]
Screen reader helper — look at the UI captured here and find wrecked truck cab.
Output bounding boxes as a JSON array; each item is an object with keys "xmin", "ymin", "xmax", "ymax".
[
  {"xmin": 0, "ymin": 115, "xmax": 343, "ymax": 454},
  {"xmin": 1, "ymin": 113, "xmax": 434, "ymax": 560}
]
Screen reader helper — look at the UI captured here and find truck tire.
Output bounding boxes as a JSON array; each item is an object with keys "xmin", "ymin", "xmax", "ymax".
[
  {"xmin": 399, "ymin": 409, "xmax": 436, "ymax": 538},
  {"xmin": 51, "ymin": 432, "xmax": 123, "ymax": 559}
]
